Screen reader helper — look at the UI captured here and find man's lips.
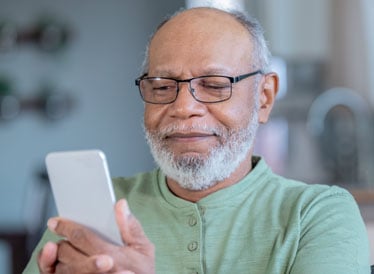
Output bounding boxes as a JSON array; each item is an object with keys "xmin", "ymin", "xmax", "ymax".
[{"xmin": 164, "ymin": 132, "xmax": 217, "ymax": 141}]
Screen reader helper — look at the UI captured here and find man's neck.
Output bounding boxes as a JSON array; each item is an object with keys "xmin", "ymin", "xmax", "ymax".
[{"xmin": 165, "ymin": 154, "xmax": 253, "ymax": 202}]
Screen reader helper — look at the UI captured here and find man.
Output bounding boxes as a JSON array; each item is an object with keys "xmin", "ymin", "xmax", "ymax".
[{"xmin": 24, "ymin": 7, "xmax": 370, "ymax": 274}]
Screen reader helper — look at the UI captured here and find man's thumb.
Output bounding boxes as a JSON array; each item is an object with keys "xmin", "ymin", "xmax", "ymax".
[{"xmin": 115, "ymin": 199, "xmax": 152, "ymax": 250}]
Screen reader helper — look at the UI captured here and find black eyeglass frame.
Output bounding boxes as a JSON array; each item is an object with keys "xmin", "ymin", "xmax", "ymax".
[{"xmin": 135, "ymin": 69, "xmax": 264, "ymax": 104}]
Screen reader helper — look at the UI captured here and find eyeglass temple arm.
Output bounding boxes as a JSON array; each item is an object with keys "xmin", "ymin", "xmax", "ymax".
[{"xmin": 232, "ymin": 70, "xmax": 264, "ymax": 83}]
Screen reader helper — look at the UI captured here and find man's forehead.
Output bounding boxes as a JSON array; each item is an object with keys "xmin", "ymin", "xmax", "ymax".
[
  {"xmin": 146, "ymin": 8, "xmax": 255, "ymax": 76},
  {"xmin": 152, "ymin": 8, "xmax": 249, "ymax": 42}
]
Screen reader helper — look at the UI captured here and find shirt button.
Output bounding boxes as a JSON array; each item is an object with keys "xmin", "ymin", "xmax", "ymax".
[
  {"xmin": 187, "ymin": 241, "xmax": 198, "ymax": 251},
  {"xmin": 199, "ymin": 206, "xmax": 206, "ymax": 216},
  {"xmin": 188, "ymin": 216, "xmax": 197, "ymax": 226}
]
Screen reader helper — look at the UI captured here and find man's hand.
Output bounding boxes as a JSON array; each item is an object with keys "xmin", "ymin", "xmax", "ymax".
[{"xmin": 37, "ymin": 199, "xmax": 155, "ymax": 274}]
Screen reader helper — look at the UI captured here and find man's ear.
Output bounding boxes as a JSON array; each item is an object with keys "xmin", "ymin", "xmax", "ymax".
[{"xmin": 258, "ymin": 72, "xmax": 279, "ymax": 123}]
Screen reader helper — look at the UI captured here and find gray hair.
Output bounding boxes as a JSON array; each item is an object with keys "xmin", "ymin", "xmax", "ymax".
[{"xmin": 141, "ymin": 7, "xmax": 271, "ymax": 74}]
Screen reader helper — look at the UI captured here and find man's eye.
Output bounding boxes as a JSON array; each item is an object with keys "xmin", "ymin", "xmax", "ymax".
[
  {"xmin": 153, "ymin": 85, "xmax": 173, "ymax": 91},
  {"xmin": 202, "ymin": 82, "xmax": 230, "ymax": 90},
  {"xmin": 207, "ymin": 84, "xmax": 227, "ymax": 89}
]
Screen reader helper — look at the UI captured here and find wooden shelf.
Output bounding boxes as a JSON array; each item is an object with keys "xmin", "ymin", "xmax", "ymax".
[{"xmin": 348, "ymin": 189, "xmax": 374, "ymax": 205}]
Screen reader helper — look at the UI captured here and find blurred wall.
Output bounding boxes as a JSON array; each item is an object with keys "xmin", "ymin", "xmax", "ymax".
[{"xmin": 0, "ymin": 0, "xmax": 184, "ymax": 272}]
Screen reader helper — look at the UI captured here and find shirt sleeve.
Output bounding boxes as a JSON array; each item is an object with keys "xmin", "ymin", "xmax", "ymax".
[
  {"xmin": 22, "ymin": 229, "xmax": 62, "ymax": 274},
  {"xmin": 290, "ymin": 187, "xmax": 371, "ymax": 273}
]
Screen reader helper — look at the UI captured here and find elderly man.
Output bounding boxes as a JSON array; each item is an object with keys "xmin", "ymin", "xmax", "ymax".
[{"xmin": 24, "ymin": 7, "xmax": 370, "ymax": 274}]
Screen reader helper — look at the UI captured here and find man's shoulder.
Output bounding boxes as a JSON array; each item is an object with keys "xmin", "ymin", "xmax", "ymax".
[
  {"xmin": 279, "ymin": 174, "xmax": 352, "ymax": 196},
  {"xmin": 256, "ymin": 157, "xmax": 350, "ymax": 198},
  {"xmin": 258, "ymin": 163, "xmax": 355, "ymax": 210}
]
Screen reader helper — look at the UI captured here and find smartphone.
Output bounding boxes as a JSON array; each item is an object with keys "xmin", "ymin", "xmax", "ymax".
[{"xmin": 45, "ymin": 149, "xmax": 123, "ymax": 245}]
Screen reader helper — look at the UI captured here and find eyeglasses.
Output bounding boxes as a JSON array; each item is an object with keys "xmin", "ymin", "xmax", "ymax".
[{"xmin": 135, "ymin": 70, "xmax": 263, "ymax": 104}]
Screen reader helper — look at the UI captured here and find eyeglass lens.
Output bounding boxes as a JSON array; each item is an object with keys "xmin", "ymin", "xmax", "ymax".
[{"xmin": 140, "ymin": 76, "xmax": 232, "ymax": 104}]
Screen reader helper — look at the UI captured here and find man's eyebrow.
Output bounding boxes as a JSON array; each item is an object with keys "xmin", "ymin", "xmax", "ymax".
[
  {"xmin": 196, "ymin": 64, "xmax": 235, "ymax": 76},
  {"xmin": 149, "ymin": 68, "xmax": 179, "ymax": 77},
  {"xmin": 200, "ymin": 68, "xmax": 232, "ymax": 76}
]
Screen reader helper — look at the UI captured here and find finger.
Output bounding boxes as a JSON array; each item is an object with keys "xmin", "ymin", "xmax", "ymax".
[
  {"xmin": 48, "ymin": 217, "xmax": 111, "ymax": 255},
  {"xmin": 38, "ymin": 242, "xmax": 58, "ymax": 274},
  {"xmin": 55, "ymin": 254, "xmax": 114, "ymax": 274},
  {"xmin": 115, "ymin": 199, "xmax": 154, "ymax": 252},
  {"xmin": 57, "ymin": 240, "xmax": 87, "ymax": 263}
]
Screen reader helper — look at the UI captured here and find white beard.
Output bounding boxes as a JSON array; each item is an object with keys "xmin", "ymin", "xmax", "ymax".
[{"xmin": 144, "ymin": 104, "xmax": 259, "ymax": 191}]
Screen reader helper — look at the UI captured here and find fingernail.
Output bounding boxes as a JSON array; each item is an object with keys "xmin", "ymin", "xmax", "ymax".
[
  {"xmin": 120, "ymin": 199, "xmax": 131, "ymax": 217},
  {"xmin": 47, "ymin": 218, "xmax": 58, "ymax": 232},
  {"xmin": 96, "ymin": 256, "xmax": 113, "ymax": 270}
]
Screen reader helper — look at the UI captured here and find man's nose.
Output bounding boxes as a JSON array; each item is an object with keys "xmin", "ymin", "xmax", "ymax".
[{"xmin": 167, "ymin": 82, "xmax": 206, "ymax": 119}]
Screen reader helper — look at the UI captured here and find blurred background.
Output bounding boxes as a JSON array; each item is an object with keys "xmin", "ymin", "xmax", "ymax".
[{"xmin": 0, "ymin": 0, "xmax": 373, "ymax": 272}]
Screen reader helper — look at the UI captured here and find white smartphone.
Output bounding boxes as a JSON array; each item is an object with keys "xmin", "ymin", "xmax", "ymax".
[{"xmin": 45, "ymin": 149, "xmax": 123, "ymax": 245}]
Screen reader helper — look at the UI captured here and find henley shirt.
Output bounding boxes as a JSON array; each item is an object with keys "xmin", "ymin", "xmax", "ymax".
[{"xmin": 23, "ymin": 157, "xmax": 370, "ymax": 273}]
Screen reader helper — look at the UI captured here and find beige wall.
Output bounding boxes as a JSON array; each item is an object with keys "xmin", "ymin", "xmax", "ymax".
[
  {"xmin": 259, "ymin": 0, "xmax": 330, "ymax": 60},
  {"xmin": 327, "ymin": 0, "xmax": 370, "ymax": 101}
]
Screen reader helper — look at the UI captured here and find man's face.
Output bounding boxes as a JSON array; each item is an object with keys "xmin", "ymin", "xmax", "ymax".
[{"xmin": 143, "ymin": 9, "xmax": 266, "ymax": 190}]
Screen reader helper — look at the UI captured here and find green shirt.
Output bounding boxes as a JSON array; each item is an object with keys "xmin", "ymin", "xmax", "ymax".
[{"xmin": 23, "ymin": 157, "xmax": 370, "ymax": 273}]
